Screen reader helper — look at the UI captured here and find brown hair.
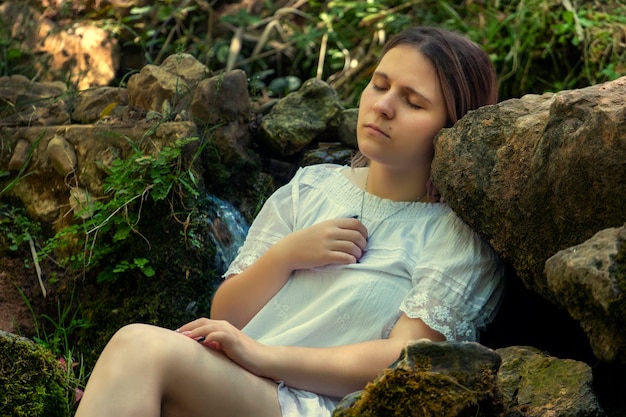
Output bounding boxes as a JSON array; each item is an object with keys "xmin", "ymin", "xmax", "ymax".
[
  {"xmin": 382, "ymin": 26, "xmax": 497, "ymax": 125},
  {"xmin": 352, "ymin": 26, "xmax": 497, "ymax": 167}
]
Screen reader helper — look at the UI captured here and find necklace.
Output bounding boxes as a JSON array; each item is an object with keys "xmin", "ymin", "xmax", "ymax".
[{"xmin": 359, "ymin": 170, "xmax": 425, "ymax": 242}]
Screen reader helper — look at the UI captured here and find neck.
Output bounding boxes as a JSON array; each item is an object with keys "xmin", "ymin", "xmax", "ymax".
[{"xmin": 366, "ymin": 162, "xmax": 431, "ymax": 202}]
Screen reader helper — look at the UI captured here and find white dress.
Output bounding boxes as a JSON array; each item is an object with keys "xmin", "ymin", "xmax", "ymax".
[{"xmin": 223, "ymin": 163, "xmax": 505, "ymax": 417}]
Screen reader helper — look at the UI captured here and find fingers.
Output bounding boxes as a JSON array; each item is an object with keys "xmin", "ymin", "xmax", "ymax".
[
  {"xmin": 273, "ymin": 217, "xmax": 369, "ymax": 270},
  {"xmin": 327, "ymin": 238, "xmax": 365, "ymax": 263},
  {"xmin": 324, "ymin": 218, "xmax": 368, "ymax": 248},
  {"xmin": 175, "ymin": 321, "xmax": 230, "ymax": 352},
  {"xmin": 176, "ymin": 318, "xmax": 233, "ymax": 340},
  {"xmin": 333, "ymin": 217, "xmax": 368, "ymax": 242},
  {"xmin": 281, "ymin": 219, "xmax": 368, "ymax": 269},
  {"xmin": 176, "ymin": 320, "xmax": 258, "ymax": 368},
  {"xmin": 328, "ymin": 218, "xmax": 368, "ymax": 261},
  {"xmin": 308, "ymin": 218, "xmax": 368, "ymax": 264},
  {"xmin": 176, "ymin": 317, "xmax": 211, "ymax": 333}
]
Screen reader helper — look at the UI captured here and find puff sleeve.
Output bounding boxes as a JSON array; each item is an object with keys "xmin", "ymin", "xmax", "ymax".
[
  {"xmin": 399, "ymin": 211, "xmax": 505, "ymax": 341},
  {"xmin": 223, "ymin": 169, "xmax": 301, "ymax": 278}
]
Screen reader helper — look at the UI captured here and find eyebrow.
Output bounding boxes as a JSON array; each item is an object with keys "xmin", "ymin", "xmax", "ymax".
[{"xmin": 373, "ymin": 71, "xmax": 434, "ymax": 105}]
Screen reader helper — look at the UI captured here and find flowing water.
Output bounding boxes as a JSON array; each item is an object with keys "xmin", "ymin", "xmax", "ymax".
[{"xmin": 205, "ymin": 195, "xmax": 249, "ymax": 274}]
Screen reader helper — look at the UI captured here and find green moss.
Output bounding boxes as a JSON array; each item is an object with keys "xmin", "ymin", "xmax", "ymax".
[
  {"xmin": 0, "ymin": 332, "xmax": 69, "ymax": 417},
  {"xmin": 333, "ymin": 367, "xmax": 501, "ymax": 417},
  {"xmin": 522, "ymin": 355, "xmax": 587, "ymax": 392}
]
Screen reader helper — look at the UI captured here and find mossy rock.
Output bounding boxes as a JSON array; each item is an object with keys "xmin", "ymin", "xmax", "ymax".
[
  {"xmin": 333, "ymin": 341, "xmax": 506, "ymax": 417},
  {"xmin": 0, "ymin": 331, "xmax": 69, "ymax": 417}
]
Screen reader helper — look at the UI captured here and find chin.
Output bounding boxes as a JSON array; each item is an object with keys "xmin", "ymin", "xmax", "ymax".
[{"xmin": 356, "ymin": 138, "xmax": 375, "ymax": 160}]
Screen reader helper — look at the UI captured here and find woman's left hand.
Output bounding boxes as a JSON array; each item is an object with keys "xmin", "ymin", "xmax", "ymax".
[{"xmin": 176, "ymin": 318, "xmax": 270, "ymax": 376}]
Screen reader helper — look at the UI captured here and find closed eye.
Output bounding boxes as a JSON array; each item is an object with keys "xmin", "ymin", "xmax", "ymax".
[
  {"xmin": 404, "ymin": 97, "xmax": 422, "ymax": 109},
  {"xmin": 372, "ymin": 83, "xmax": 422, "ymax": 109}
]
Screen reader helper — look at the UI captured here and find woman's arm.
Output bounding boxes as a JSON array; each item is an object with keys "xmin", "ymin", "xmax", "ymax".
[
  {"xmin": 179, "ymin": 313, "xmax": 444, "ymax": 398},
  {"xmin": 261, "ymin": 314, "xmax": 445, "ymax": 397},
  {"xmin": 210, "ymin": 217, "xmax": 368, "ymax": 329}
]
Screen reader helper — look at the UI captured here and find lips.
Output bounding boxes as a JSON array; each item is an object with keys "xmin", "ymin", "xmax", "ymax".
[{"xmin": 364, "ymin": 123, "xmax": 389, "ymax": 138}]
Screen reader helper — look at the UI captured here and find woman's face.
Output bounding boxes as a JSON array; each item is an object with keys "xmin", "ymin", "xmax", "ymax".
[{"xmin": 357, "ymin": 45, "xmax": 448, "ymax": 174}]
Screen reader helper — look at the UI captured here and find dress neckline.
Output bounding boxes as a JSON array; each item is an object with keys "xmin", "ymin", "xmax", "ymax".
[{"xmin": 330, "ymin": 165, "xmax": 441, "ymax": 221}]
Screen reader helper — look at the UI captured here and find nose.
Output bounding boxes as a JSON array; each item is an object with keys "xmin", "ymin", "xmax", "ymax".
[{"xmin": 373, "ymin": 93, "xmax": 394, "ymax": 119}]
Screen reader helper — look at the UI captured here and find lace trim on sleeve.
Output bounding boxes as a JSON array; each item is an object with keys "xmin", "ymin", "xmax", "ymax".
[
  {"xmin": 399, "ymin": 291, "xmax": 477, "ymax": 342},
  {"xmin": 223, "ymin": 253, "xmax": 258, "ymax": 277}
]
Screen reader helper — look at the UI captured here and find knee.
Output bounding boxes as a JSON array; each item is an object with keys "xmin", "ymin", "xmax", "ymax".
[
  {"xmin": 108, "ymin": 323, "xmax": 153, "ymax": 347},
  {"xmin": 111, "ymin": 322, "xmax": 155, "ymax": 339},
  {"xmin": 104, "ymin": 323, "xmax": 178, "ymax": 362}
]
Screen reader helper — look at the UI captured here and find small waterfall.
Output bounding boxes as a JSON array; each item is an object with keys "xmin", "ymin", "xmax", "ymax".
[{"xmin": 205, "ymin": 195, "xmax": 249, "ymax": 274}]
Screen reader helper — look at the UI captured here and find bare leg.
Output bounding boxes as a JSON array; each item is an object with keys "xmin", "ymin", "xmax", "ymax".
[{"xmin": 75, "ymin": 323, "xmax": 281, "ymax": 417}]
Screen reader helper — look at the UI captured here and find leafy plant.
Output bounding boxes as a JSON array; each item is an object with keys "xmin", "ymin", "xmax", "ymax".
[
  {"xmin": 428, "ymin": 0, "xmax": 626, "ymax": 98},
  {"xmin": 40, "ymin": 135, "xmax": 202, "ymax": 282},
  {"xmin": 576, "ymin": 3, "xmax": 626, "ymax": 84}
]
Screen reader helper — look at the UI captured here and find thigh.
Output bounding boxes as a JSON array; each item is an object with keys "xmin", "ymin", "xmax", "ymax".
[{"xmin": 126, "ymin": 324, "xmax": 282, "ymax": 417}]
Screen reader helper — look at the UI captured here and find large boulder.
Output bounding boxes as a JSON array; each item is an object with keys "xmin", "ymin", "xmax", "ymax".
[
  {"xmin": 545, "ymin": 224, "xmax": 626, "ymax": 362},
  {"xmin": 432, "ymin": 76, "xmax": 626, "ymax": 364}
]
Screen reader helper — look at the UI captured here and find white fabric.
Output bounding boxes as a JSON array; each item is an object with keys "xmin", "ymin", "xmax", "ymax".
[
  {"xmin": 223, "ymin": 163, "xmax": 505, "ymax": 416},
  {"xmin": 276, "ymin": 381, "xmax": 338, "ymax": 417}
]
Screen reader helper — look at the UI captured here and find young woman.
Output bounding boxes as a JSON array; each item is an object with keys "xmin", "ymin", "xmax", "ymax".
[{"xmin": 75, "ymin": 26, "xmax": 504, "ymax": 417}]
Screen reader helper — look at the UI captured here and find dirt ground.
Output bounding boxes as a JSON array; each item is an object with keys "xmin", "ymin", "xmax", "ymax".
[{"xmin": 0, "ymin": 255, "xmax": 55, "ymax": 338}]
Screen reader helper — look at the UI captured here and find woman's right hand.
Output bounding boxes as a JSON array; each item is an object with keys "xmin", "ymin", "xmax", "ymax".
[
  {"xmin": 211, "ymin": 218, "xmax": 368, "ymax": 328},
  {"xmin": 275, "ymin": 217, "xmax": 368, "ymax": 270}
]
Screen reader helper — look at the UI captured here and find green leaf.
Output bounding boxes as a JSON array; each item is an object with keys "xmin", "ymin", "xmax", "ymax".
[
  {"xmin": 112, "ymin": 260, "xmax": 131, "ymax": 273},
  {"xmin": 113, "ymin": 224, "xmax": 131, "ymax": 242},
  {"xmin": 133, "ymin": 258, "xmax": 149, "ymax": 268},
  {"xmin": 141, "ymin": 266, "xmax": 156, "ymax": 277}
]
